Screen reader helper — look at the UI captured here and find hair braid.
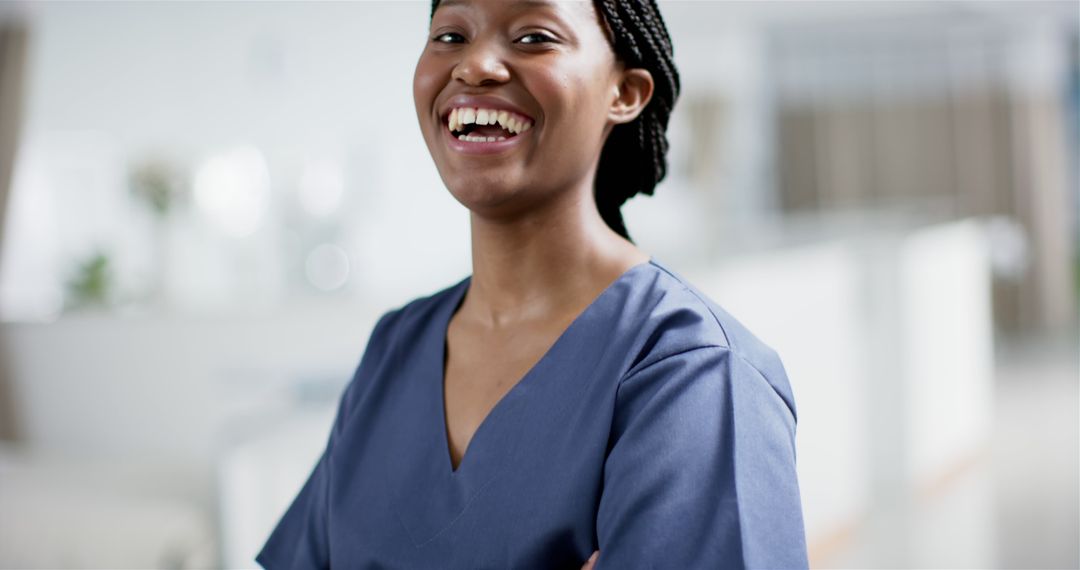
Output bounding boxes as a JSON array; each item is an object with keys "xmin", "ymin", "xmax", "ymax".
[
  {"xmin": 591, "ymin": 0, "xmax": 680, "ymax": 242},
  {"xmin": 428, "ymin": 0, "xmax": 680, "ymax": 243}
]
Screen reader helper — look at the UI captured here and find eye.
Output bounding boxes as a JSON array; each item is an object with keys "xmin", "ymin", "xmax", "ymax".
[
  {"xmin": 432, "ymin": 31, "xmax": 465, "ymax": 44},
  {"xmin": 515, "ymin": 32, "xmax": 556, "ymax": 45}
]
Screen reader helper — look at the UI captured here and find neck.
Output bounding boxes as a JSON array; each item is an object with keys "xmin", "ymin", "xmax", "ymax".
[{"xmin": 463, "ymin": 186, "xmax": 645, "ymax": 328}]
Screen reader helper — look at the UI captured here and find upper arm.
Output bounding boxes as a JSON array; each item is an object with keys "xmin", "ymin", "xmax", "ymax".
[
  {"xmin": 595, "ymin": 346, "xmax": 808, "ymax": 569},
  {"xmin": 255, "ymin": 308, "xmax": 402, "ymax": 569},
  {"xmin": 255, "ymin": 392, "xmax": 348, "ymax": 569}
]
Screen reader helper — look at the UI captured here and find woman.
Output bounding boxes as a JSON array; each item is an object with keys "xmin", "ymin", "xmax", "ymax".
[{"xmin": 257, "ymin": 0, "xmax": 807, "ymax": 568}]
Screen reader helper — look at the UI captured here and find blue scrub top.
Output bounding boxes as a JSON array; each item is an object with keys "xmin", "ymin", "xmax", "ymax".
[{"xmin": 257, "ymin": 257, "xmax": 808, "ymax": 569}]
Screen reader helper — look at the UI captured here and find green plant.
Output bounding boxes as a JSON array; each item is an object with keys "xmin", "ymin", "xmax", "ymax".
[
  {"xmin": 130, "ymin": 158, "xmax": 181, "ymax": 218},
  {"xmin": 65, "ymin": 250, "xmax": 112, "ymax": 309}
]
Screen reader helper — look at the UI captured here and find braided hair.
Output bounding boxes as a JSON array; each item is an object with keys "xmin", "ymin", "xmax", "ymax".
[{"xmin": 428, "ymin": 0, "xmax": 680, "ymax": 243}]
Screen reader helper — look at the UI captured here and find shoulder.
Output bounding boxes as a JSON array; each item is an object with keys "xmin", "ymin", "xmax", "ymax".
[
  {"xmin": 625, "ymin": 258, "xmax": 780, "ymax": 371},
  {"xmin": 339, "ymin": 275, "xmax": 467, "ymax": 401},
  {"xmin": 364, "ymin": 275, "xmax": 469, "ymax": 350},
  {"xmin": 622, "ymin": 258, "xmax": 797, "ymax": 420}
]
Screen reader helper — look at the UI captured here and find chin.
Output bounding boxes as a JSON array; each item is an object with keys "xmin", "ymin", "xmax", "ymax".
[
  {"xmin": 445, "ymin": 179, "xmax": 515, "ymax": 208},
  {"xmin": 442, "ymin": 174, "xmax": 532, "ymax": 216}
]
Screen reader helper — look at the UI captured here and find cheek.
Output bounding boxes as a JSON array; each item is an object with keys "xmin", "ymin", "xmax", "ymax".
[
  {"xmin": 537, "ymin": 70, "xmax": 612, "ymax": 148},
  {"xmin": 412, "ymin": 54, "xmax": 443, "ymax": 116}
]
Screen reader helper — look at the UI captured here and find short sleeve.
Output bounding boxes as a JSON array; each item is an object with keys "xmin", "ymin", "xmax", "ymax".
[
  {"xmin": 595, "ymin": 346, "xmax": 808, "ymax": 569},
  {"xmin": 256, "ymin": 309, "xmax": 401, "ymax": 569}
]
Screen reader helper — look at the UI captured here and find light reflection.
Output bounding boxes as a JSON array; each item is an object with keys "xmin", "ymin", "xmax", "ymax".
[{"xmin": 192, "ymin": 146, "xmax": 270, "ymax": 238}]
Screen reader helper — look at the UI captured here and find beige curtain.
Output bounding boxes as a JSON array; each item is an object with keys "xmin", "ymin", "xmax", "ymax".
[
  {"xmin": 0, "ymin": 23, "xmax": 27, "ymax": 254},
  {"xmin": 774, "ymin": 43, "xmax": 1076, "ymax": 334},
  {"xmin": 0, "ymin": 21, "xmax": 28, "ymax": 441}
]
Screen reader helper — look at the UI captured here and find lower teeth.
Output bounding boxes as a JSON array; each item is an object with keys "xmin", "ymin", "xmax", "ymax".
[{"xmin": 457, "ymin": 134, "xmax": 508, "ymax": 142}]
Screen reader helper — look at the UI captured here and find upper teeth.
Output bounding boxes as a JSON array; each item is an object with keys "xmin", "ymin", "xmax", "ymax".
[{"xmin": 448, "ymin": 107, "xmax": 533, "ymax": 134}]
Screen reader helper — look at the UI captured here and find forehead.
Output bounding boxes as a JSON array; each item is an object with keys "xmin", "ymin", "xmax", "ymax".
[{"xmin": 435, "ymin": 0, "xmax": 596, "ymax": 22}]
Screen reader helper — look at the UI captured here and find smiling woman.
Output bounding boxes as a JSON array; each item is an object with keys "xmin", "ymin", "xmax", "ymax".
[
  {"xmin": 256, "ymin": 1, "xmax": 808, "ymax": 568},
  {"xmin": 413, "ymin": 0, "xmax": 674, "ymax": 242}
]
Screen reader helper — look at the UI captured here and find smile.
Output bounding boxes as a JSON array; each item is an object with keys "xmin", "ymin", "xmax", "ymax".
[{"xmin": 445, "ymin": 106, "xmax": 534, "ymax": 143}]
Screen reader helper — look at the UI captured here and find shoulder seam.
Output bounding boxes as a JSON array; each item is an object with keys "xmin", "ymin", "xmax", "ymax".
[
  {"xmin": 619, "ymin": 344, "xmax": 728, "ymax": 385},
  {"xmin": 649, "ymin": 263, "xmax": 734, "ymax": 349},
  {"xmin": 617, "ymin": 344, "xmax": 798, "ymax": 424},
  {"xmin": 731, "ymin": 350, "xmax": 799, "ymax": 424}
]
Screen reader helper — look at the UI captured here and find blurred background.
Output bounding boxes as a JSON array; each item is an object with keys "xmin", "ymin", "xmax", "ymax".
[{"xmin": 0, "ymin": 0, "xmax": 1076, "ymax": 568}]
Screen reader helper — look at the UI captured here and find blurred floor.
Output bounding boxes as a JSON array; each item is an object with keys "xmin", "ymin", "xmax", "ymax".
[
  {"xmin": 992, "ymin": 331, "xmax": 1079, "ymax": 569},
  {"xmin": 823, "ymin": 329, "xmax": 1079, "ymax": 569}
]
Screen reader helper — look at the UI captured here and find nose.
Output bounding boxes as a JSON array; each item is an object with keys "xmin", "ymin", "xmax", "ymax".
[{"xmin": 451, "ymin": 40, "xmax": 510, "ymax": 86}]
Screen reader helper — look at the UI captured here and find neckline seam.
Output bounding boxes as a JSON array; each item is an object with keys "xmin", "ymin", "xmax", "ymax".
[{"xmin": 436, "ymin": 257, "xmax": 655, "ymax": 476}]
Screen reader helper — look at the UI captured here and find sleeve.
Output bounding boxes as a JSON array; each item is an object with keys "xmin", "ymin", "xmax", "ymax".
[
  {"xmin": 595, "ymin": 346, "xmax": 808, "ymax": 570},
  {"xmin": 255, "ymin": 309, "xmax": 400, "ymax": 570}
]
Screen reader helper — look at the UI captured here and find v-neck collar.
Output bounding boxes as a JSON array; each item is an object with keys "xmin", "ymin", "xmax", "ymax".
[
  {"xmin": 435, "ymin": 258, "xmax": 656, "ymax": 478},
  {"xmin": 391, "ymin": 257, "xmax": 658, "ymax": 548}
]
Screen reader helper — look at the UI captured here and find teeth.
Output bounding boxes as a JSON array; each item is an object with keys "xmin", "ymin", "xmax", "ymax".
[
  {"xmin": 457, "ymin": 134, "xmax": 505, "ymax": 142},
  {"xmin": 455, "ymin": 134, "xmax": 511, "ymax": 143},
  {"xmin": 448, "ymin": 106, "xmax": 534, "ymax": 134}
]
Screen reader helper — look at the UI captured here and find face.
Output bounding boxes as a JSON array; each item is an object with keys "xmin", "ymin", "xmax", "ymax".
[{"xmin": 413, "ymin": 0, "xmax": 648, "ymax": 218}]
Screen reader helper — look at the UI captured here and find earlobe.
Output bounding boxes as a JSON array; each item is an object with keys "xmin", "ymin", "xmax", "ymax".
[{"xmin": 608, "ymin": 68, "xmax": 655, "ymax": 125}]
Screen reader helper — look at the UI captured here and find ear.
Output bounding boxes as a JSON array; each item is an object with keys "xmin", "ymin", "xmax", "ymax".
[{"xmin": 608, "ymin": 67, "xmax": 654, "ymax": 125}]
